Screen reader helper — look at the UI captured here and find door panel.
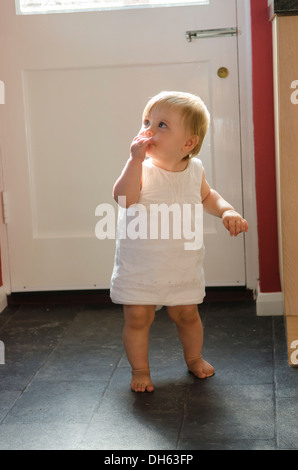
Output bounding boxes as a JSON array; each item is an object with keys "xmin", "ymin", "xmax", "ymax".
[{"xmin": 0, "ymin": 0, "xmax": 245, "ymax": 291}]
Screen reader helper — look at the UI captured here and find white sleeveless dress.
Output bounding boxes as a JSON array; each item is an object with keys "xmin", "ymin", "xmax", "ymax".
[{"xmin": 110, "ymin": 157, "xmax": 205, "ymax": 306}]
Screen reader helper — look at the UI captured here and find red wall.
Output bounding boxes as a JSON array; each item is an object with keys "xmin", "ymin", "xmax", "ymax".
[{"xmin": 250, "ymin": 0, "xmax": 281, "ymax": 293}]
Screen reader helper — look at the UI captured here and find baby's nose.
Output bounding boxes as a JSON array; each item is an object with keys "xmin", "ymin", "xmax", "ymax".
[{"xmin": 144, "ymin": 126, "xmax": 154, "ymax": 136}]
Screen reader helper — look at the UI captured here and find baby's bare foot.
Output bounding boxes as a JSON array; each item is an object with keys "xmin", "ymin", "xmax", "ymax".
[
  {"xmin": 187, "ymin": 356, "xmax": 215, "ymax": 379},
  {"xmin": 131, "ymin": 368, "xmax": 154, "ymax": 392}
]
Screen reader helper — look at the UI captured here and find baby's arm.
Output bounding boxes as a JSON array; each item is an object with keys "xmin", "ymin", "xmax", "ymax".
[
  {"xmin": 201, "ymin": 170, "xmax": 248, "ymax": 237},
  {"xmin": 113, "ymin": 134, "xmax": 153, "ymax": 208}
]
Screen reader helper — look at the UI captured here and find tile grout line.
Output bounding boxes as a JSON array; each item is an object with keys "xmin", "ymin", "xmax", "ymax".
[
  {"xmin": 74, "ymin": 352, "xmax": 125, "ymax": 450},
  {"xmin": 0, "ymin": 392, "xmax": 22, "ymax": 425},
  {"xmin": 175, "ymin": 376, "xmax": 193, "ymax": 450},
  {"xmin": 175, "ymin": 301, "xmax": 210, "ymax": 449},
  {"xmin": 0, "ymin": 307, "xmax": 22, "ymax": 424},
  {"xmin": 0, "ymin": 346, "xmax": 56, "ymax": 425}
]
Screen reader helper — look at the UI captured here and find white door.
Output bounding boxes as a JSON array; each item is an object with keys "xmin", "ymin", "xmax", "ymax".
[{"xmin": 0, "ymin": 0, "xmax": 246, "ymax": 292}]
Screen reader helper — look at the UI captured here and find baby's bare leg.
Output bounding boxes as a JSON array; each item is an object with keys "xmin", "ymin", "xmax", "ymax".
[
  {"xmin": 167, "ymin": 304, "xmax": 214, "ymax": 379},
  {"xmin": 123, "ymin": 305, "xmax": 155, "ymax": 392}
]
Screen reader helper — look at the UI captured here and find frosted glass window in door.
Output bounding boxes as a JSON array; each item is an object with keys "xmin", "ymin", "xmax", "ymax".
[{"xmin": 17, "ymin": 0, "xmax": 209, "ymax": 14}]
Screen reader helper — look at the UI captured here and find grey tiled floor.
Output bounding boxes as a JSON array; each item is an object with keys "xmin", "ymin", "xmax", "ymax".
[{"xmin": 0, "ymin": 299, "xmax": 297, "ymax": 450}]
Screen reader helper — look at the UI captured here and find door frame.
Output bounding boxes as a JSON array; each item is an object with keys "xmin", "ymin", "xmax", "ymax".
[
  {"xmin": 0, "ymin": 0, "xmax": 259, "ymax": 295},
  {"xmin": 236, "ymin": 0, "xmax": 259, "ymax": 291}
]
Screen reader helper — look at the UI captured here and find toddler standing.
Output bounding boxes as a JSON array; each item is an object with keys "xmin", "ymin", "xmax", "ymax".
[{"xmin": 110, "ymin": 91, "xmax": 248, "ymax": 392}]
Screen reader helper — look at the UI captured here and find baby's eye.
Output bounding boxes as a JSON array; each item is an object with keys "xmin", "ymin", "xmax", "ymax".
[
  {"xmin": 143, "ymin": 119, "xmax": 150, "ymax": 127},
  {"xmin": 158, "ymin": 122, "xmax": 167, "ymax": 128}
]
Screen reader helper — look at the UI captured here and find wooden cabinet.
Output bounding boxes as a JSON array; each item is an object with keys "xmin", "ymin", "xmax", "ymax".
[{"xmin": 272, "ymin": 13, "xmax": 298, "ymax": 366}]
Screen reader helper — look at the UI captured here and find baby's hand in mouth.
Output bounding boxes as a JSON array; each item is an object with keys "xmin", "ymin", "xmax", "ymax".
[{"xmin": 130, "ymin": 134, "xmax": 153, "ymax": 161}]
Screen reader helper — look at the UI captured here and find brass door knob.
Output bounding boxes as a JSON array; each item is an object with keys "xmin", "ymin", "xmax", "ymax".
[{"xmin": 217, "ymin": 67, "xmax": 229, "ymax": 79}]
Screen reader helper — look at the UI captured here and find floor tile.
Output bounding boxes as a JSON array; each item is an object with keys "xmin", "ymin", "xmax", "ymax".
[
  {"xmin": 3, "ymin": 380, "xmax": 106, "ymax": 424},
  {"xmin": 203, "ymin": 350, "xmax": 274, "ymax": 385},
  {"xmin": 274, "ymin": 358, "xmax": 298, "ymax": 398},
  {"xmin": 177, "ymin": 438, "xmax": 277, "ymax": 450},
  {"xmin": 36, "ymin": 344, "xmax": 121, "ymax": 382},
  {"xmin": 276, "ymin": 397, "xmax": 298, "ymax": 449},
  {"xmin": 79, "ymin": 412, "xmax": 181, "ymax": 450},
  {"xmin": 0, "ymin": 349, "xmax": 51, "ymax": 392},
  {"xmin": 0, "ymin": 423, "xmax": 88, "ymax": 450},
  {"xmin": 181, "ymin": 383, "xmax": 275, "ymax": 441}
]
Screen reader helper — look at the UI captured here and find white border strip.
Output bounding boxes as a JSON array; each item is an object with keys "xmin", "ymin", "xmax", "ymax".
[
  {"xmin": 0, "ymin": 286, "xmax": 7, "ymax": 313},
  {"xmin": 256, "ymin": 282, "xmax": 283, "ymax": 316},
  {"xmin": 236, "ymin": 0, "xmax": 259, "ymax": 291},
  {"xmin": 16, "ymin": 0, "xmax": 209, "ymax": 15}
]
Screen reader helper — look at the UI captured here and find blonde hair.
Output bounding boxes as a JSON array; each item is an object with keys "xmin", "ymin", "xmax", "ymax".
[{"xmin": 142, "ymin": 91, "xmax": 210, "ymax": 158}]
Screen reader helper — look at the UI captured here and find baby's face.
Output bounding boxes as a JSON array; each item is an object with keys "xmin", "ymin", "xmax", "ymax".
[{"xmin": 139, "ymin": 104, "xmax": 192, "ymax": 167}]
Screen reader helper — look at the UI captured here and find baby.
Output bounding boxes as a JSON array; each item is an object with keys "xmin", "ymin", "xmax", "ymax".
[{"xmin": 110, "ymin": 91, "xmax": 248, "ymax": 392}]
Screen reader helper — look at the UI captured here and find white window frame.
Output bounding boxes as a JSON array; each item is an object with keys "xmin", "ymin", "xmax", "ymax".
[{"xmin": 16, "ymin": 0, "xmax": 209, "ymax": 15}]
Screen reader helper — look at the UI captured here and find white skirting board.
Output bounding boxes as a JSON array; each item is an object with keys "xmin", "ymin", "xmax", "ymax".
[
  {"xmin": 256, "ymin": 283, "xmax": 284, "ymax": 316},
  {"xmin": 0, "ymin": 287, "xmax": 7, "ymax": 314}
]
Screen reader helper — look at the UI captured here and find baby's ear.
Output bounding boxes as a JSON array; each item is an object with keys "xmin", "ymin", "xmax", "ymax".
[{"xmin": 184, "ymin": 135, "xmax": 199, "ymax": 152}]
